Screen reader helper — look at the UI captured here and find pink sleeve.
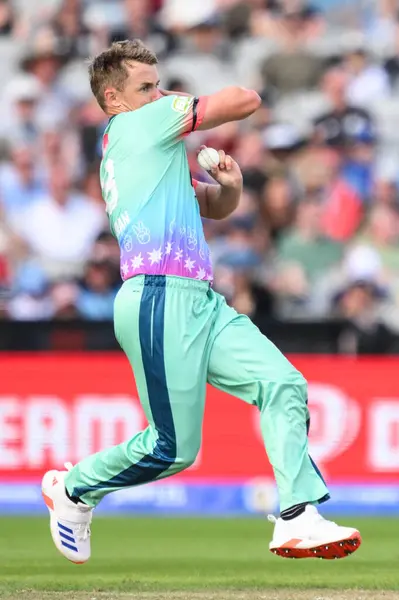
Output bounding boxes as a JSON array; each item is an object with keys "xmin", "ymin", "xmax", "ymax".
[
  {"xmin": 180, "ymin": 97, "xmax": 208, "ymax": 138},
  {"xmin": 192, "ymin": 97, "xmax": 208, "ymax": 131}
]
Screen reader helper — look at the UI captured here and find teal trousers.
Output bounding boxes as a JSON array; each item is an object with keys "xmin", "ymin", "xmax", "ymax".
[{"xmin": 65, "ymin": 275, "xmax": 329, "ymax": 511}]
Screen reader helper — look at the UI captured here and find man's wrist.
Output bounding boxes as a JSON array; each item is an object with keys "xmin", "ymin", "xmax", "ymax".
[{"xmin": 219, "ymin": 178, "xmax": 243, "ymax": 193}]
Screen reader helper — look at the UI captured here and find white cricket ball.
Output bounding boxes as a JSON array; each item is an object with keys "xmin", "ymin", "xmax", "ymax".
[{"xmin": 197, "ymin": 147, "xmax": 220, "ymax": 171}]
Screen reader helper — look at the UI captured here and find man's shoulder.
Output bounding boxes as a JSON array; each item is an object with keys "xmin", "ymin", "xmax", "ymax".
[{"xmin": 112, "ymin": 96, "xmax": 192, "ymax": 123}]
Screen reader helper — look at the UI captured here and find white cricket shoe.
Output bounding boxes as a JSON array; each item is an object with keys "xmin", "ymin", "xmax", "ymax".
[
  {"xmin": 42, "ymin": 462, "xmax": 92, "ymax": 564},
  {"xmin": 268, "ymin": 505, "xmax": 361, "ymax": 559}
]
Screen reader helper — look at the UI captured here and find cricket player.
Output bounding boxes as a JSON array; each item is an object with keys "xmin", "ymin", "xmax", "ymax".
[{"xmin": 42, "ymin": 40, "xmax": 361, "ymax": 564}]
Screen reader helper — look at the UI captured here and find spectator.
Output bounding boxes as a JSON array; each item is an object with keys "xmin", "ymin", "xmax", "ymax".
[
  {"xmin": 0, "ymin": 0, "xmax": 15, "ymax": 36},
  {"xmin": 372, "ymin": 177, "xmax": 399, "ymax": 207},
  {"xmin": 76, "ymin": 258, "xmax": 118, "ymax": 320},
  {"xmin": 353, "ymin": 204, "xmax": 399, "ymax": 277},
  {"xmin": 293, "ymin": 147, "xmax": 363, "ymax": 242},
  {"xmin": 1, "ymin": 75, "xmax": 42, "ymax": 145},
  {"xmin": 314, "ymin": 68, "xmax": 376, "ymax": 149},
  {"xmin": 50, "ymin": 279, "xmax": 80, "ymax": 320},
  {"xmin": 112, "ymin": 0, "xmax": 176, "ymax": 59},
  {"xmin": 7, "ymin": 260, "xmax": 52, "ymax": 320},
  {"xmin": 51, "ymin": 0, "xmax": 92, "ymax": 61},
  {"xmin": 344, "ymin": 46, "xmax": 390, "ymax": 108},
  {"xmin": 214, "ymin": 262, "xmax": 274, "ymax": 319},
  {"xmin": 384, "ymin": 13, "xmax": 399, "ymax": 90},
  {"xmin": 259, "ymin": 5, "xmax": 324, "ymax": 96},
  {"xmin": 368, "ymin": 0, "xmax": 398, "ymax": 60},
  {"xmin": 331, "ymin": 246, "xmax": 396, "ymax": 354},
  {"xmin": 164, "ymin": 11, "xmax": 236, "ymax": 95},
  {"xmin": 9, "ymin": 162, "xmax": 106, "ymax": 281},
  {"xmin": 276, "ymin": 195, "xmax": 344, "ymax": 281},
  {"xmin": 340, "ymin": 128, "xmax": 377, "ymax": 203},
  {"xmin": 20, "ymin": 28, "xmax": 73, "ymax": 128},
  {"xmin": 0, "ymin": 143, "xmax": 46, "ymax": 219},
  {"xmin": 260, "ymin": 174, "xmax": 296, "ymax": 241}
]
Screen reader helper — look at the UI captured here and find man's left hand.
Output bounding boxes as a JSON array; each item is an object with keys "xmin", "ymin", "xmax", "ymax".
[{"xmin": 199, "ymin": 146, "xmax": 243, "ymax": 189}]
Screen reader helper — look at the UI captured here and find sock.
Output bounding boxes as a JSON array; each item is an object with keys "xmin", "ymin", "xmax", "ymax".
[
  {"xmin": 65, "ymin": 487, "xmax": 86, "ymax": 506},
  {"xmin": 280, "ymin": 502, "xmax": 308, "ymax": 521}
]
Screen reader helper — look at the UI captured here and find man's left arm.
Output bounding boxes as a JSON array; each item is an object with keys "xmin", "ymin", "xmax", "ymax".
[{"xmin": 194, "ymin": 148, "xmax": 243, "ymax": 220}]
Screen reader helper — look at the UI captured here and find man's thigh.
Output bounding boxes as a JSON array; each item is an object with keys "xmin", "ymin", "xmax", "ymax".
[
  {"xmin": 207, "ymin": 295, "xmax": 304, "ymax": 401},
  {"xmin": 115, "ymin": 276, "xmax": 215, "ymax": 457}
]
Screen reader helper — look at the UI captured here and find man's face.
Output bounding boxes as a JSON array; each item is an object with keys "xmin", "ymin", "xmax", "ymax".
[{"xmin": 105, "ymin": 62, "xmax": 161, "ymax": 114}]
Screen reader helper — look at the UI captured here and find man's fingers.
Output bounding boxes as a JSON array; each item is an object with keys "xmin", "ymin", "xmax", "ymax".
[
  {"xmin": 218, "ymin": 150, "xmax": 226, "ymax": 169},
  {"xmin": 225, "ymin": 155, "xmax": 233, "ymax": 171}
]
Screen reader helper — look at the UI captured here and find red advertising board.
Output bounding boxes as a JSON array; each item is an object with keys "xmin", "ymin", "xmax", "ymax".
[{"xmin": 0, "ymin": 354, "xmax": 398, "ymax": 483}]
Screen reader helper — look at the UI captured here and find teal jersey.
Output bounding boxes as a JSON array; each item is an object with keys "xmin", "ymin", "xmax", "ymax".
[{"xmin": 99, "ymin": 95, "xmax": 212, "ymax": 282}]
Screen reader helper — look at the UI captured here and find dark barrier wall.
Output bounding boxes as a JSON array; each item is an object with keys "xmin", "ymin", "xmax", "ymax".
[{"xmin": 1, "ymin": 318, "xmax": 399, "ymax": 354}]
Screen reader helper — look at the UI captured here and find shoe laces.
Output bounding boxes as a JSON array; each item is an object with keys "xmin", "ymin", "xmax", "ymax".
[
  {"xmin": 75, "ymin": 522, "xmax": 91, "ymax": 542},
  {"xmin": 63, "ymin": 461, "xmax": 92, "ymax": 540}
]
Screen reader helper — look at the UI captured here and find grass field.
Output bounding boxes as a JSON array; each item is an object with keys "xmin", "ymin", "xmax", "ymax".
[{"xmin": 1, "ymin": 516, "xmax": 399, "ymax": 600}]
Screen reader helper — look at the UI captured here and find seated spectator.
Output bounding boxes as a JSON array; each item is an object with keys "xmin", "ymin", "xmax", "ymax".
[
  {"xmin": 383, "ymin": 11, "xmax": 399, "ymax": 89},
  {"xmin": 112, "ymin": 0, "xmax": 176, "ymax": 59},
  {"xmin": 20, "ymin": 28, "xmax": 73, "ymax": 128},
  {"xmin": 353, "ymin": 204, "xmax": 399, "ymax": 278},
  {"xmin": 10, "ymin": 162, "xmax": 106, "ymax": 281},
  {"xmin": 50, "ymin": 279, "xmax": 80, "ymax": 320},
  {"xmin": 0, "ymin": 143, "xmax": 46, "ymax": 218},
  {"xmin": 293, "ymin": 147, "xmax": 363, "ymax": 241},
  {"xmin": 0, "ymin": 0, "xmax": 15, "ymax": 35},
  {"xmin": 77, "ymin": 258, "xmax": 118, "ymax": 320},
  {"xmin": 331, "ymin": 246, "xmax": 397, "ymax": 354},
  {"xmin": 260, "ymin": 174, "xmax": 296, "ymax": 241},
  {"xmin": 340, "ymin": 128, "xmax": 377, "ymax": 203},
  {"xmin": 1, "ymin": 75, "xmax": 42, "ymax": 146},
  {"xmin": 164, "ymin": 10, "xmax": 237, "ymax": 95},
  {"xmin": 276, "ymin": 196, "xmax": 344, "ymax": 287},
  {"xmin": 51, "ymin": 0, "xmax": 92, "ymax": 61},
  {"xmin": 367, "ymin": 0, "xmax": 397, "ymax": 58},
  {"xmin": 314, "ymin": 68, "xmax": 376, "ymax": 149},
  {"xmin": 259, "ymin": 5, "xmax": 324, "ymax": 96},
  {"xmin": 213, "ymin": 262, "xmax": 274, "ymax": 320},
  {"xmin": 372, "ymin": 177, "xmax": 399, "ymax": 207},
  {"xmin": 344, "ymin": 45, "xmax": 390, "ymax": 108},
  {"xmin": 7, "ymin": 260, "xmax": 52, "ymax": 320}
]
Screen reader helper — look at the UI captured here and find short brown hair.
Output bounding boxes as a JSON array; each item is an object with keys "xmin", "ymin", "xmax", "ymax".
[{"xmin": 89, "ymin": 40, "xmax": 158, "ymax": 111}]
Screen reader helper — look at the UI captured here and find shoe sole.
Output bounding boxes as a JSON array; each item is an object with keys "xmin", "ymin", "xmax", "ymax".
[
  {"xmin": 270, "ymin": 531, "xmax": 362, "ymax": 559},
  {"xmin": 41, "ymin": 474, "xmax": 86, "ymax": 566}
]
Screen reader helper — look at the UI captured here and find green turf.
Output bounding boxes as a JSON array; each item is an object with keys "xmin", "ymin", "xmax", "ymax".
[{"xmin": 1, "ymin": 517, "xmax": 398, "ymax": 593}]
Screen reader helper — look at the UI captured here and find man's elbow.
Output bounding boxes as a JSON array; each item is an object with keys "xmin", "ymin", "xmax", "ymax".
[{"xmin": 235, "ymin": 87, "xmax": 261, "ymax": 118}]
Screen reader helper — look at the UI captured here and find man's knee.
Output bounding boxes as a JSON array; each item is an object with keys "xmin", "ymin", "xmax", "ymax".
[
  {"xmin": 256, "ymin": 369, "xmax": 308, "ymax": 408},
  {"xmin": 174, "ymin": 447, "xmax": 200, "ymax": 472}
]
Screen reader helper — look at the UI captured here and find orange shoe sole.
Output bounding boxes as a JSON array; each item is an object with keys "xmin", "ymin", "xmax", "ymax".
[{"xmin": 270, "ymin": 531, "xmax": 362, "ymax": 560}]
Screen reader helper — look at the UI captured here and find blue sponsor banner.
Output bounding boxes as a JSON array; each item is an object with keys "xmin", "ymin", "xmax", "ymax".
[{"xmin": 2, "ymin": 481, "xmax": 399, "ymax": 516}]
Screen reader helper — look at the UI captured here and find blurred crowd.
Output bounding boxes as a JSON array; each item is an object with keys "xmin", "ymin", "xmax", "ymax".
[{"xmin": 2, "ymin": 0, "xmax": 399, "ymax": 345}]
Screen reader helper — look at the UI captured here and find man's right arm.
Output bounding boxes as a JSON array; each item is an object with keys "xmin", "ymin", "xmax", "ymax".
[
  {"xmin": 196, "ymin": 86, "xmax": 261, "ymax": 130},
  {"xmin": 152, "ymin": 87, "xmax": 261, "ymax": 147},
  {"xmin": 159, "ymin": 86, "xmax": 261, "ymax": 133}
]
